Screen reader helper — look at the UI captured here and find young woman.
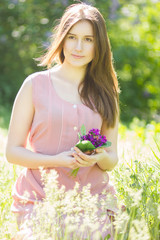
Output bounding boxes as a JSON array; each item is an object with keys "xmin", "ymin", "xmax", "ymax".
[{"xmin": 6, "ymin": 3, "xmax": 119, "ymax": 239}]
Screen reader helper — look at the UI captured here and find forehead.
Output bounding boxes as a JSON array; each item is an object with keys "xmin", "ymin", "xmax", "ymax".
[{"xmin": 69, "ymin": 20, "xmax": 94, "ymax": 36}]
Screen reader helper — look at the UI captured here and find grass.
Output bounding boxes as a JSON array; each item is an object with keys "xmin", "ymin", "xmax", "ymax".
[
  {"xmin": 112, "ymin": 119, "xmax": 160, "ymax": 240},
  {"xmin": 0, "ymin": 112, "xmax": 160, "ymax": 239}
]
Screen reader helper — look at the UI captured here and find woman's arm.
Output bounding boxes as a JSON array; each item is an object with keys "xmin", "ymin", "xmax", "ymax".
[
  {"xmin": 5, "ymin": 78, "xmax": 77, "ymax": 170},
  {"xmin": 96, "ymin": 118, "xmax": 119, "ymax": 171},
  {"xmin": 73, "ymin": 117, "xmax": 119, "ymax": 171}
]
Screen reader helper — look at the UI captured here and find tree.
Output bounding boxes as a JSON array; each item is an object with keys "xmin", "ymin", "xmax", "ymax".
[{"xmin": 0, "ymin": 0, "xmax": 159, "ymax": 123}]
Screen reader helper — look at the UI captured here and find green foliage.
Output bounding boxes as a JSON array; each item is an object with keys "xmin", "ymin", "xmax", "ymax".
[
  {"xmin": 0, "ymin": 0, "xmax": 160, "ymax": 122},
  {"xmin": 107, "ymin": 0, "xmax": 160, "ymax": 122},
  {"xmin": 80, "ymin": 124, "xmax": 87, "ymax": 136},
  {"xmin": 113, "ymin": 121, "xmax": 160, "ymax": 239},
  {"xmin": 93, "ymin": 0, "xmax": 160, "ymax": 122},
  {"xmin": 76, "ymin": 140, "xmax": 96, "ymax": 151},
  {"xmin": 0, "ymin": 0, "xmax": 74, "ymax": 103}
]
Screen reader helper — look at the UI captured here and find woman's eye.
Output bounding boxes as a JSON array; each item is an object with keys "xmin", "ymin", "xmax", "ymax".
[
  {"xmin": 85, "ymin": 38, "xmax": 93, "ymax": 42},
  {"xmin": 68, "ymin": 35, "xmax": 76, "ymax": 40}
]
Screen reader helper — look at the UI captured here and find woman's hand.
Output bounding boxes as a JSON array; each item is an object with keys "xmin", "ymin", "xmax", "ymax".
[
  {"xmin": 57, "ymin": 150, "xmax": 80, "ymax": 169},
  {"xmin": 72, "ymin": 147, "xmax": 108, "ymax": 168}
]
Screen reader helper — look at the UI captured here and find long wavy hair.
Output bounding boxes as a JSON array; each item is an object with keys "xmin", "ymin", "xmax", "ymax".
[{"xmin": 38, "ymin": 3, "xmax": 119, "ymax": 128}]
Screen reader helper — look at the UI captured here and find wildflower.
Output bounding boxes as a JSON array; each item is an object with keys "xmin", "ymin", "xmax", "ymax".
[
  {"xmin": 71, "ymin": 124, "xmax": 111, "ymax": 176},
  {"xmin": 81, "ymin": 128, "xmax": 107, "ymax": 148}
]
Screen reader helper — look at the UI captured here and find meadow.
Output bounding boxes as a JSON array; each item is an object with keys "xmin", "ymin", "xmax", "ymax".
[{"xmin": 0, "ymin": 114, "xmax": 160, "ymax": 239}]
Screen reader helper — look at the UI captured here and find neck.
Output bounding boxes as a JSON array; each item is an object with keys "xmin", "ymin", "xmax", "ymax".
[{"xmin": 59, "ymin": 61, "xmax": 87, "ymax": 85}]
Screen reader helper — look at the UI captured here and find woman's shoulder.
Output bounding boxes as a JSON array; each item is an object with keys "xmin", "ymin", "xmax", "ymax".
[
  {"xmin": 25, "ymin": 69, "xmax": 49, "ymax": 83},
  {"xmin": 22, "ymin": 70, "xmax": 50, "ymax": 94}
]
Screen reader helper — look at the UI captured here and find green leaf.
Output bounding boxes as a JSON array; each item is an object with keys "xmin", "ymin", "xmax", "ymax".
[
  {"xmin": 100, "ymin": 141, "xmax": 112, "ymax": 148},
  {"xmin": 151, "ymin": 148, "xmax": 160, "ymax": 162},
  {"xmin": 70, "ymin": 168, "xmax": 80, "ymax": 177},
  {"xmin": 80, "ymin": 124, "xmax": 86, "ymax": 136},
  {"xmin": 76, "ymin": 140, "xmax": 95, "ymax": 152},
  {"xmin": 77, "ymin": 132, "xmax": 81, "ymax": 141},
  {"xmin": 105, "ymin": 234, "xmax": 111, "ymax": 240}
]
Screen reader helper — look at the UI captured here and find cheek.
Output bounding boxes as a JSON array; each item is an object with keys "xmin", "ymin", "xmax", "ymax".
[{"xmin": 63, "ymin": 40, "xmax": 74, "ymax": 54}]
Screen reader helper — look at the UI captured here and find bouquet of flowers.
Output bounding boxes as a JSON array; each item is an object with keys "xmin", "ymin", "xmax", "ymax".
[{"xmin": 71, "ymin": 124, "xmax": 111, "ymax": 177}]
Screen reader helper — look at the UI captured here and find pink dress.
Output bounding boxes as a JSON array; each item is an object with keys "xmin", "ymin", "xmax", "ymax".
[{"xmin": 11, "ymin": 70, "xmax": 117, "ymax": 239}]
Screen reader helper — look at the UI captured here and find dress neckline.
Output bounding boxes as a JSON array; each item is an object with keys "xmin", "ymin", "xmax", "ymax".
[{"xmin": 48, "ymin": 69, "xmax": 84, "ymax": 106}]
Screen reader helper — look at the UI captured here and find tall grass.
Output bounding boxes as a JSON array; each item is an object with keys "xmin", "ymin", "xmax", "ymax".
[
  {"xmin": 113, "ymin": 118, "xmax": 160, "ymax": 240},
  {"xmin": 0, "ymin": 117, "xmax": 160, "ymax": 239}
]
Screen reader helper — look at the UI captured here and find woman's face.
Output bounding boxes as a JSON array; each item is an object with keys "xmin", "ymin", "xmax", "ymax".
[{"xmin": 63, "ymin": 20, "xmax": 94, "ymax": 68}]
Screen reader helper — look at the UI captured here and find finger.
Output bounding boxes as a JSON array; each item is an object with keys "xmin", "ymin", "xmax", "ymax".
[
  {"xmin": 73, "ymin": 153, "xmax": 88, "ymax": 166},
  {"xmin": 74, "ymin": 147, "xmax": 94, "ymax": 162},
  {"xmin": 74, "ymin": 147, "xmax": 91, "ymax": 159},
  {"xmin": 74, "ymin": 147, "xmax": 95, "ymax": 155},
  {"xmin": 68, "ymin": 151, "xmax": 75, "ymax": 156},
  {"xmin": 84, "ymin": 150, "xmax": 94, "ymax": 155},
  {"xmin": 95, "ymin": 148, "xmax": 104, "ymax": 153},
  {"xmin": 72, "ymin": 163, "xmax": 79, "ymax": 169},
  {"xmin": 77, "ymin": 151, "xmax": 89, "ymax": 161},
  {"xmin": 74, "ymin": 147, "xmax": 82, "ymax": 154},
  {"xmin": 71, "ymin": 159, "xmax": 80, "ymax": 169}
]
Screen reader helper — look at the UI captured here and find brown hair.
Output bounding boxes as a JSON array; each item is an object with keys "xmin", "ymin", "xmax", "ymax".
[{"xmin": 38, "ymin": 3, "xmax": 119, "ymax": 127}]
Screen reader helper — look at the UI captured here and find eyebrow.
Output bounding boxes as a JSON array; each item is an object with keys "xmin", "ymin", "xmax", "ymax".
[{"xmin": 68, "ymin": 33, "xmax": 94, "ymax": 37}]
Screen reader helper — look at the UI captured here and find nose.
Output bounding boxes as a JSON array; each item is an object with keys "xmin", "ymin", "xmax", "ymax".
[{"xmin": 75, "ymin": 39, "xmax": 82, "ymax": 52}]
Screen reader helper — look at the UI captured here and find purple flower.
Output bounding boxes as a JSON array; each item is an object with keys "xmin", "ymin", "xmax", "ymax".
[
  {"xmin": 71, "ymin": 125, "xmax": 111, "ymax": 177},
  {"xmin": 80, "ymin": 128, "xmax": 107, "ymax": 148}
]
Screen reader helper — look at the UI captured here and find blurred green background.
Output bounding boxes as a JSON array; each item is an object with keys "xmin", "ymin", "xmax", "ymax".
[{"xmin": 0, "ymin": 0, "xmax": 160, "ymax": 127}]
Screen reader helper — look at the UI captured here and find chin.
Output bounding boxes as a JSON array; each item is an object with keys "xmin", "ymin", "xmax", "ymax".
[{"xmin": 69, "ymin": 60, "xmax": 91, "ymax": 68}]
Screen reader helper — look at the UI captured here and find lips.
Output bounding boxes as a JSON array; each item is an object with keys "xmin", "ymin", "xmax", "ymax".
[{"xmin": 71, "ymin": 54, "xmax": 84, "ymax": 59}]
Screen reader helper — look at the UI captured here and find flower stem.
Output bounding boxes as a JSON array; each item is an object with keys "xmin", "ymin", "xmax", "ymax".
[{"xmin": 70, "ymin": 168, "xmax": 80, "ymax": 177}]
